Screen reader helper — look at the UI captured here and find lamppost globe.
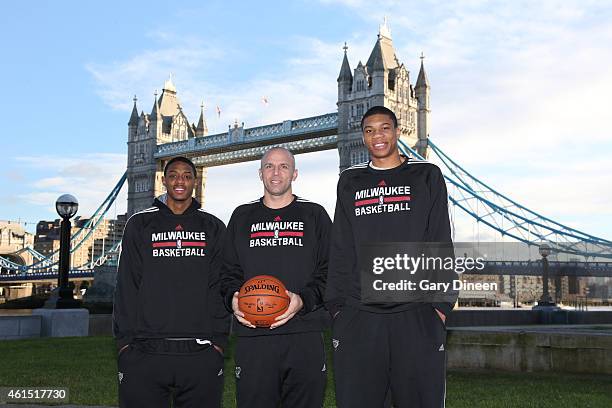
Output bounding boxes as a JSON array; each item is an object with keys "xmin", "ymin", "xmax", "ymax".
[
  {"xmin": 55, "ymin": 194, "xmax": 79, "ymax": 219},
  {"xmin": 46, "ymin": 193, "xmax": 81, "ymax": 309},
  {"xmin": 539, "ymin": 243, "xmax": 551, "ymax": 258}
]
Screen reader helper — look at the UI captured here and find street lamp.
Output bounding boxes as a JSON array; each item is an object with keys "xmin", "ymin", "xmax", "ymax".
[
  {"xmin": 56, "ymin": 194, "xmax": 79, "ymax": 219},
  {"xmin": 537, "ymin": 243, "xmax": 556, "ymax": 307},
  {"xmin": 49, "ymin": 194, "xmax": 81, "ymax": 309}
]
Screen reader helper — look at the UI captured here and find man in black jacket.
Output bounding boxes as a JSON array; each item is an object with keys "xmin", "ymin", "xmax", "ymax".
[
  {"xmin": 326, "ymin": 106, "xmax": 458, "ymax": 407},
  {"xmin": 221, "ymin": 147, "xmax": 331, "ymax": 408},
  {"xmin": 113, "ymin": 156, "xmax": 229, "ymax": 408}
]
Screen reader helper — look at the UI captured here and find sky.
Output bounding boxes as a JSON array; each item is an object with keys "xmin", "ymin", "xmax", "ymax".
[{"xmin": 1, "ymin": 0, "xmax": 611, "ymax": 241}]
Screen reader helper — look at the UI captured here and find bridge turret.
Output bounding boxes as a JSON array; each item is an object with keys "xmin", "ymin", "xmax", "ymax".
[
  {"xmin": 415, "ymin": 56, "xmax": 430, "ymax": 158},
  {"xmin": 148, "ymin": 91, "xmax": 163, "ymax": 153},
  {"xmin": 151, "ymin": 92, "xmax": 160, "ymax": 115},
  {"xmin": 126, "ymin": 92, "xmax": 160, "ymax": 215},
  {"xmin": 127, "ymin": 78, "xmax": 211, "ymax": 215},
  {"xmin": 365, "ymin": 18, "xmax": 398, "ymax": 97},
  {"xmin": 128, "ymin": 95, "xmax": 139, "ymax": 145},
  {"xmin": 128, "ymin": 96, "xmax": 139, "ymax": 126},
  {"xmin": 336, "ymin": 18, "xmax": 421, "ymax": 171},
  {"xmin": 195, "ymin": 101, "xmax": 208, "ymax": 137},
  {"xmin": 337, "ymin": 43, "xmax": 353, "ymax": 100}
]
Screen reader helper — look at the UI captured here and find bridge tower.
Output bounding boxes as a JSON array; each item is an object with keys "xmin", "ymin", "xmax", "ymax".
[
  {"xmin": 336, "ymin": 19, "xmax": 430, "ymax": 171},
  {"xmin": 127, "ymin": 77, "xmax": 209, "ymax": 215}
]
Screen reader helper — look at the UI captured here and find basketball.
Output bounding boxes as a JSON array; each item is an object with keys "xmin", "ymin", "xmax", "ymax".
[{"xmin": 238, "ymin": 275, "xmax": 290, "ymax": 327}]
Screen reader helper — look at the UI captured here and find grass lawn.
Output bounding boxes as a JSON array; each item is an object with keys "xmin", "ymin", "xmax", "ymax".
[{"xmin": 0, "ymin": 336, "xmax": 610, "ymax": 407}]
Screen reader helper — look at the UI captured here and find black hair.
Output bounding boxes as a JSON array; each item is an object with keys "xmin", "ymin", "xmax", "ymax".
[
  {"xmin": 164, "ymin": 156, "xmax": 197, "ymax": 177},
  {"xmin": 361, "ymin": 106, "xmax": 398, "ymax": 130}
]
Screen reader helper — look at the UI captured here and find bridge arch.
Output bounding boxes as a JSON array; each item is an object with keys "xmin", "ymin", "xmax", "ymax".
[{"xmin": 0, "ymin": 253, "xmax": 25, "ymax": 274}]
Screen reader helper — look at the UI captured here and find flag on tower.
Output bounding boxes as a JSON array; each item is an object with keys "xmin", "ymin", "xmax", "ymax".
[{"xmin": 216, "ymin": 105, "xmax": 222, "ymax": 117}]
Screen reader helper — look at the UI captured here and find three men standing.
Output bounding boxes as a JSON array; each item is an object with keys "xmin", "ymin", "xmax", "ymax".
[{"xmin": 114, "ymin": 105, "xmax": 454, "ymax": 407}]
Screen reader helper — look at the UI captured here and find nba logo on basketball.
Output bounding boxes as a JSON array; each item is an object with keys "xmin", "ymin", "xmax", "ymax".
[
  {"xmin": 257, "ymin": 298, "xmax": 264, "ymax": 312},
  {"xmin": 238, "ymin": 275, "xmax": 290, "ymax": 327}
]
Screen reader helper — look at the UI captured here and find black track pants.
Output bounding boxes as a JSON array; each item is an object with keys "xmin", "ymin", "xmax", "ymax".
[
  {"xmin": 234, "ymin": 331, "xmax": 327, "ymax": 408},
  {"xmin": 117, "ymin": 339, "xmax": 224, "ymax": 408},
  {"xmin": 332, "ymin": 304, "xmax": 447, "ymax": 408}
]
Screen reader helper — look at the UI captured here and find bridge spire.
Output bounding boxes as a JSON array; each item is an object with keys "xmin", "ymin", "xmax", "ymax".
[
  {"xmin": 151, "ymin": 90, "xmax": 161, "ymax": 120},
  {"xmin": 196, "ymin": 100, "xmax": 208, "ymax": 137},
  {"xmin": 367, "ymin": 17, "xmax": 398, "ymax": 72},
  {"xmin": 416, "ymin": 52, "xmax": 429, "ymax": 88},
  {"xmin": 128, "ymin": 95, "xmax": 139, "ymax": 126},
  {"xmin": 163, "ymin": 73, "xmax": 176, "ymax": 93},
  {"xmin": 337, "ymin": 42, "xmax": 353, "ymax": 83},
  {"xmin": 415, "ymin": 51, "xmax": 430, "ymax": 158},
  {"xmin": 379, "ymin": 16, "xmax": 392, "ymax": 39}
]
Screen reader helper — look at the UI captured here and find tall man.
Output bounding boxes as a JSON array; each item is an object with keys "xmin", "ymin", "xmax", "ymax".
[
  {"xmin": 326, "ymin": 106, "xmax": 458, "ymax": 407},
  {"xmin": 221, "ymin": 147, "xmax": 331, "ymax": 408},
  {"xmin": 113, "ymin": 156, "xmax": 229, "ymax": 408}
]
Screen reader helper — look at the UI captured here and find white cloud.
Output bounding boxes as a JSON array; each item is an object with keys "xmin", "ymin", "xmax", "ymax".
[
  {"xmin": 32, "ymin": 177, "xmax": 66, "ymax": 189},
  {"xmin": 85, "ymin": 33, "xmax": 348, "ymax": 135},
  {"xmin": 85, "ymin": 36, "xmax": 227, "ymax": 112},
  {"xmin": 17, "ymin": 154, "xmax": 127, "ymax": 220}
]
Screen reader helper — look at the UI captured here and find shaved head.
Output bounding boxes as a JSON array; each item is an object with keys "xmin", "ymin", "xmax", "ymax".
[
  {"xmin": 259, "ymin": 147, "xmax": 298, "ymax": 201},
  {"xmin": 261, "ymin": 147, "xmax": 295, "ymax": 170}
]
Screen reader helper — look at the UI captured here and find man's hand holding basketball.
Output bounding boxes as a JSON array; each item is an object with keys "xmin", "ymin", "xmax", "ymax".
[
  {"xmin": 270, "ymin": 290, "xmax": 303, "ymax": 329},
  {"xmin": 232, "ymin": 291, "xmax": 256, "ymax": 328}
]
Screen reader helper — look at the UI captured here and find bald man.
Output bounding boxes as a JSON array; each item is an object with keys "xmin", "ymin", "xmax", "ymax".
[{"xmin": 221, "ymin": 147, "xmax": 332, "ymax": 408}]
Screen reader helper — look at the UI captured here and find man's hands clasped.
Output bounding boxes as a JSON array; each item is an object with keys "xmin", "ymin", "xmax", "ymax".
[{"xmin": 231, "ymin": 290, "xmax": 303, "ymax": 330}]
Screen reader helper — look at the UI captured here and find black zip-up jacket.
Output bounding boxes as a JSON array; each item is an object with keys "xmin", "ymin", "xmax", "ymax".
[
  {"xmin": 113, "ymin": 197, "xmax": 230, "ymax": 350},
  {"xmin": 220, "ymin": 196, "xmax": 332, "ymax": 336},
  {"xmin": 325, "ymin": 157, "xmax": 458, "ymax": 317}
]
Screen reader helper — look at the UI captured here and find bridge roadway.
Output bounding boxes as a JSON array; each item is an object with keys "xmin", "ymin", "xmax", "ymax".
[
  {"xmin": 155, "ymin": 113, "xmax": 338, "ymax": 167},
  {"xmin": 0, "ymin": 270, "xmax": 95, "ymax": 285},
  {"xmin": 1, "ymin": 261, "xmax": 612, "ymax": 285},
  {"xmin": 463, "ymin": 260, "xmax": 612, "ymax": 277}
]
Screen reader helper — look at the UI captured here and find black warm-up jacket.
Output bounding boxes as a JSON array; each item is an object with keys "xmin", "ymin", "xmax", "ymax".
[{"xmin": 113, "ymin": 198, "xmax": 230, "ymax": 351}]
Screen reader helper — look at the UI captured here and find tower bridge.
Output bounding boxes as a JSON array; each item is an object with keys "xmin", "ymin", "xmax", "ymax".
[
  {"xmin": 1, "ymin": 21, "xmax": 611, "ymax": 299},
  {"xmin": 127, "ymin": 20, "xmax": 430, "ymax": 215}
]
